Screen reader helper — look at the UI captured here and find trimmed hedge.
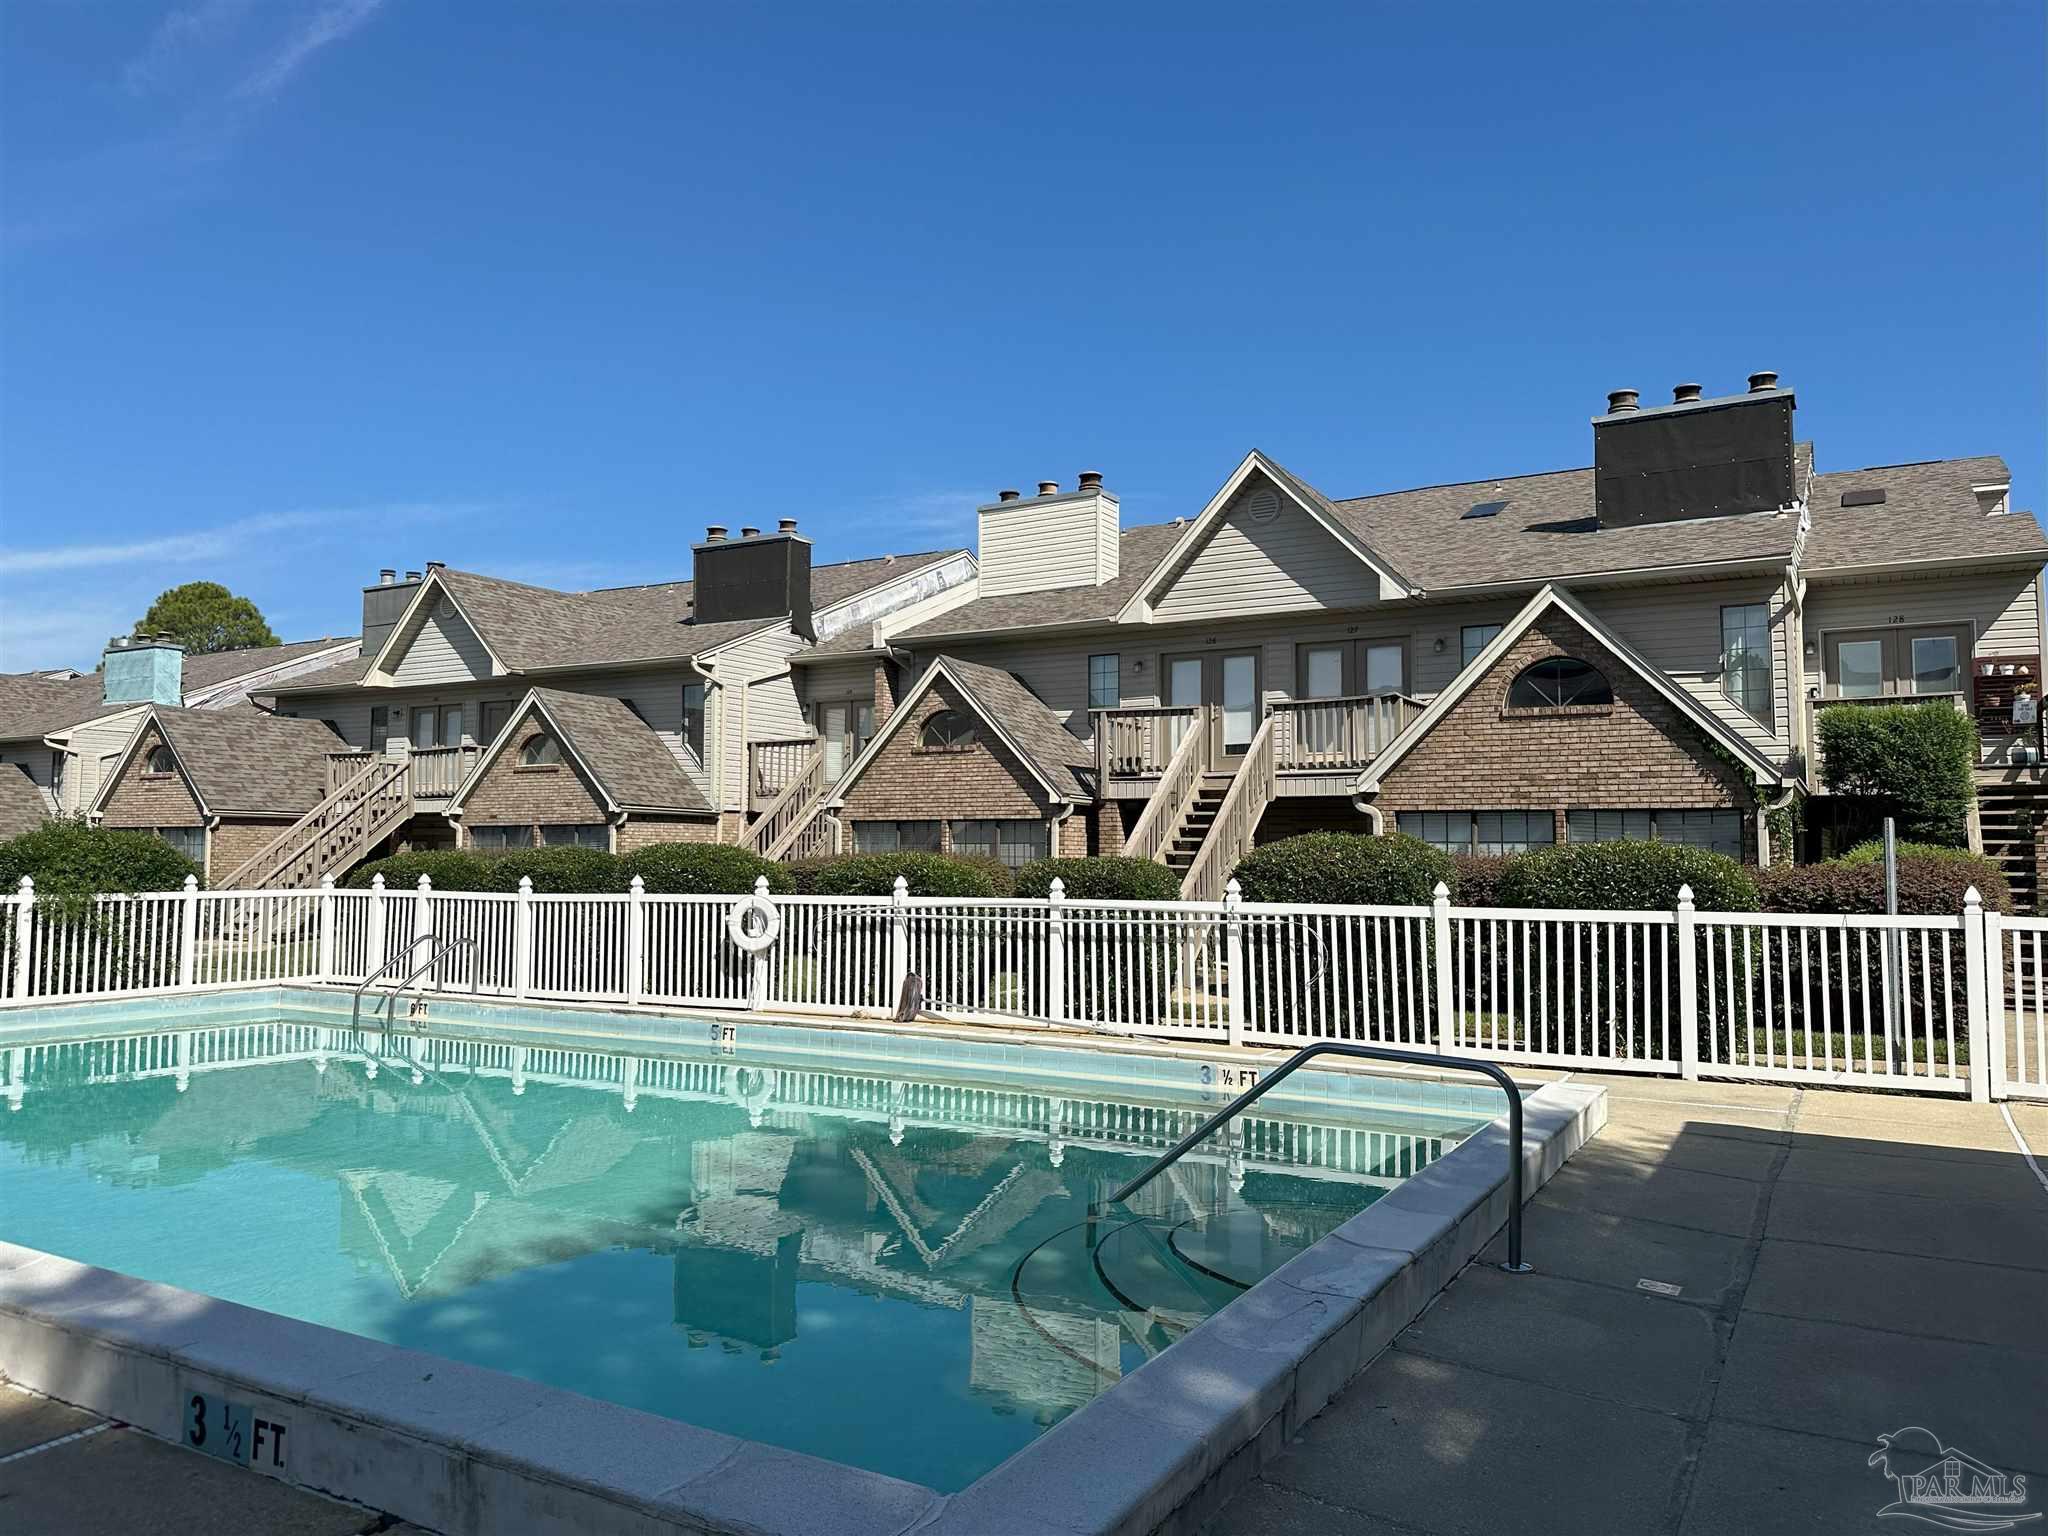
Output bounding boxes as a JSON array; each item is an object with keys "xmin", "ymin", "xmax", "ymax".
[
  {"xmin": 620, "ymin": 843, "xmax": 794, "ymax": 895},
  {"xmin": 1495, "ymin": 840, "xmax": 1760, "ymax": 913},
  {"xmin": 1449, "ymin": 854, "xmax": 1510, "ymax": 908},
  {"xmin": 344, "ymin": 846, "xmax": 628, "ymax": 894},
  {"xmin": 346, "ymin": 849, "xmax": 511, "ymax": 891},
  {"xmin": 0, "ymin": 817, "xmax": 200, "ymax": 898},
  {"xmin": 1013, "ymin": 857, "xmax": 1183, "ymax": 902},
  {"xmin": 953, "ymin": 855, "xmax": 1018, "ymax": 898},
  {"xmin": 1759, "ymin": 850, "xmax": 2011, "ymax": 916},
  {"xmin": 1231, "ymin": 833, "xmax": 1454, "ymax": 907},
  {"xmin": 808, "ymin": 852, "xmax": 1002, "ymax": 898},
  {"xmin": 1815, "ymin": 702, "xmax": 1977, "ymax": 847}
]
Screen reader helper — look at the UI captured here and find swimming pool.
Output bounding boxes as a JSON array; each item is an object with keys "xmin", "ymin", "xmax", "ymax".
[{"xmin": 0, "ymin": 993, "xmax": 1499, "ymax": 1492}]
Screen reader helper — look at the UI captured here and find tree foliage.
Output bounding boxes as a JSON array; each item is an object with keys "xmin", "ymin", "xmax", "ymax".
[
  {"xmin": 134, "ymin": 581, "xmax": 279, "ymax": 655},
  {"xmin": 1815, "ymin": 702, "xmax": 1977, "ymax": 847}
]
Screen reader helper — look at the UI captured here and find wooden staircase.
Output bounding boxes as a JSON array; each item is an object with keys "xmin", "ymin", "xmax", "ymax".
[
  {"xmin": 1977, "ymin": 778, "xmax": 2046, "ymax": 915},
  {"xmin": 1163, "ymin": 779, "xmax": 1231, "ymax": 883},
  {"xmin": 216, "ymin": 755, "xmax": 415, "ymax": 892},
  {"xmin": 740, "ymin": 746, "xmax": 843, "ymax": 862}
]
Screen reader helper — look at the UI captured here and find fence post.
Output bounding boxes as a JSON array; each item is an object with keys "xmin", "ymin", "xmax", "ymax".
[
  {"xmin": 513, "ymin": 876, "xmax": 534, "ymax": 1001},
  {"xmin": 751, "ymin": 874, "xmax": 774, "ymax": 1010},
  {"xmin": 1676, "ymin": 884, "xmax": 1699, "ymax": 1080},
  {"xmin": 1964, "ymin": 885, "xmax": 1993, "ymax": 1103},
  {"xmin": 1431, "ymin": 881, "xmax": 1454, "ymax": 1054},
  {"xmin": 627, "ymin": 875, "xmax": 646, "ymax": 1007},
  {"xmin": 1224, "ymin": 878, "xmax": 1245, "ymax": 1049},
  {"xmin": 11, "ymin": 877, "xmax": 32, "ymax": 1001},
  {"xmin": 889, "ymin": 875, "xmax": 910, "ymax": 1006},
  {"xmin": 365, "ymin": 874, "xmax": 387, "ymax": 982},
  {"xmin": 177, "ymin": 874, "xmax": 198, "ymax": 989},
  {"xmin": 316, "ymin": 875, "xmax": 337, "ymax": 983},
  {"xmin": 1046, "ymin": 877, "xmax": 1067, "ymax": 1025},
  {"xmin": 413, "ymin": 875, "xmax": 434, "ymax": 990}
]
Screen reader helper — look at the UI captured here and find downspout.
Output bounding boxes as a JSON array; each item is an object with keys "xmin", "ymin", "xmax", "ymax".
[
  {"xmin": 1347, "ymin": 793, "xmax": 1385, "ymax": 835},
  {"xmin": 1050, "ymin": 799, "xmax": 1078, "ymax": 857},
  {"xmin": 688, "ymin": 654, "xmax": 723, "ymax": 831}
]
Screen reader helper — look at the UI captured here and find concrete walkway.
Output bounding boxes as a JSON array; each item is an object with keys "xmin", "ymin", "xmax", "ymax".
[{"xmin": 1204, "ymin": 1078, "xmax": 2048, "ymax": 1536}]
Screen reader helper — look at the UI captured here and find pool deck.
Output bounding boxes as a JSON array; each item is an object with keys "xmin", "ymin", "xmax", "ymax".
[
  {"xmin": 5, "ymin": 1077, "xmax": 2044, "ymax": 1533},
  {"xmin": 1201, "ymin": 1077, "xmax": 2048, "ymax": 1536}
]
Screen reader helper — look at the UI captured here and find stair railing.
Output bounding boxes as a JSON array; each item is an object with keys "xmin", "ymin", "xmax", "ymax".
[
  {"xmin": 1180, "ymin": 715, "xmax": 1276, "ymax": 903},
  {"xmin": 744, "ymin": 746, "xmax": 827, "ymax": 860},
  {"xmin": 217, "ymin": 754, "xmax": 412, "ymax": 892},
  {"xmin": 1122, "ymin": 704, "xmax": 1215, "ymax": 865}
]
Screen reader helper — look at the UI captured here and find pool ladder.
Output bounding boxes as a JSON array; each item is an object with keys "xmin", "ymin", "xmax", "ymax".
[
  {"xmin": 1105, "ymin": 1041, "xmax": 1534, "ymax": 1274},
  {"xmin": 350, "ymin": 935, "xmax": 479, "ymax": 1032}
]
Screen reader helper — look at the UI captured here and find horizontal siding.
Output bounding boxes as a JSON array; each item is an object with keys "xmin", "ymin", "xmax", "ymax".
[
  {"xmin": 390, "ymin": 599, "xmax": 493, "ymax": 686},
  {"xmin": 977, "ymin": 497, "xmax": 1115, "ymax": 597},
  {"xmin": 1804, "ymin": 569, "xmax": 2043, "ymax": 666},
  {"xmin": 1591, "ymin": 578, "xmax": 1791, "ymax": 762},
  {"xmin": 65, "ymin": 712, "xmax": 147, "ymax": 816},
  {"xmin": 709, "ymin": 628, "xmax": 808, "ymax": 812},
  {"xmin": 799, "ymin": 658, "xmax": 876, "ymax": 703},
  {"xmin": 1154, "ymin": 486, "xmax": 1382, "ymax": 623}
]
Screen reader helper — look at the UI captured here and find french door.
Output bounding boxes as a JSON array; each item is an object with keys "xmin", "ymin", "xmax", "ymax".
[
  {"xmin": 816, "ymin": 701, "xmax": 874, "ymax": 782},
  {"xmin": 1825, "ymin": 625, "xmax": 1970, "ymax": 699},
  {"xmin": 1164, "ymin": 650, "xmax": 1262, "ymax": 761}
]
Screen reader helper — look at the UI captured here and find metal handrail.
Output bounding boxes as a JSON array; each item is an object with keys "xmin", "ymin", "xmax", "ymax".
[
  {"xmin": 350, "ymin": 935, "xmax": 477, "ymax": 1031},
  {"xmin": 1106, "ymin": 1041, "xmax": 1532, "ymax": 1273}
]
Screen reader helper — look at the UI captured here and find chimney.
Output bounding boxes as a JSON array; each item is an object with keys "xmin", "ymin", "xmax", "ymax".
[
  {"xmin": 362, "ymin": 567, "xmax": 426, "ymax": 656},
  {"xmin": 102, "ymin": 634, "xmax": 184, "ymax": 708},
  {"xmin": 692, "ymin": 521, "xmax": 814, "ymax": 638},
  {"xmin": 378, "ymin": 568, "xmax": 396, "ymax": 586},
  {"xmin": 976, "ymin": 473, "xmax": 1120, "ymax": 598},
  {"xmin": 1594, "ymin": 373, "xmax": 1796, "ymax": 528}
]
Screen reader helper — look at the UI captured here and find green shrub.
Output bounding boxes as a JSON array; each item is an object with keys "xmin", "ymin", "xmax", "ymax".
[
  {"xmin": 1495, "ymin": 840, "xmax": 1759, "ymax": 912},
  {"xmin": 1231, "ymin": 833, "xmax": 1454, "ymax": 907},
  {"xmin": 1759, "ymin": 851, "xmax": 2011, "ymax": 916},
  {"xmin": 783, "ymin": 858, "xmax": 838, "ymax": 895},
  {"xmin": 809, "ymin": 852, "xmax": 1001, "ymax": 897},
  {"xmin": 1013, "ymin": 857, "xmax": 1182, "ymax": 901},
  {"xmin": 345, "ymin": 849, "xmax": 499, "ymax": 891},
  {"xmin": 1449, "ymin": 854, "xmax": 1511, "ymax": 908},
  {"xmin": 1816, "ymin": 702, "xmax": 1977, "ymax": 847},
  {"xmin": 620, "ymin": 843, "xmax": 793, "ymax": 895},
  {"xmin": 489, "ymin": 846, "xmax": 627, "ymax": 894},
  {"xmin": 952, "ymin": 854, "xmax": 1018, "ymax": 897},
  {"xmin": 0, "ymin": 817, "xmax": 200, "ymax": 897}
]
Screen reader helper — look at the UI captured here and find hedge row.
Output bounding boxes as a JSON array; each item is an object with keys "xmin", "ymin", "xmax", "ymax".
[
  {"xmin": 0, "ymin": 818, "xmax": 201, "ymax": 898},
  {"xmin": 344, "ymin": 844, "xmax": 794, "ymax": 895}
]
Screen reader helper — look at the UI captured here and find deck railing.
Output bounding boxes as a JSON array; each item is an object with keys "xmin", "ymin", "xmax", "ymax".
[
  {"xmin": 409, "ymin": 744, "xmax": 482, "ymax": 799},
  {"xmin": 1269, "ymin": 693, "xmax": 1420, "ymax": 772},
  {"xmin": 1181, "ymin": 715, "xmax": 1277, "ymax": 903},
  {"xmin": 749, "ymin": 737, "xmax": 818, "ymax": 809},
  {"xmin": 3, "ymin": 874, "xmax": 2035, "ymax": 1104},
  {"xmin": 1121, "ymin": 708, "xmax": 1214, "ymax": 864},
  {"xmin": 1093, "ymin": 706, "xmax": 1198, "ymax": 780},
  {"xmin": 218, "ymin": 754, "xmax": 414, "ymax": 893},
  {"xmin": 327, "ymin": 751, "xmax": 374, "ymax": 795}
]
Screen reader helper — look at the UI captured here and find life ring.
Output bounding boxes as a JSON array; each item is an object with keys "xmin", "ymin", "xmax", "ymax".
[{"xmin": 725, "ymin": 893, "xmax": 783, "ymax": 953}]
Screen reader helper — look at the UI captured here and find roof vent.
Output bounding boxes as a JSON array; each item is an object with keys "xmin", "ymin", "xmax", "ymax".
[
  {"xmin": 740, "ymin": 526, "xmax": 761, "ymax": 538},
  {"xmin": 1748, "ymin": 370, "xmax": 1780, "ymax": 393},
  {"xmin": 1037, "ymin": 481, "xmax": 1060, "ymax": 497},
  {"xmin": 1077, "ymin": 471, "xmax": 1104, "ymax": 493},
  {"xmin": 425, "ymin": 560, "xmax": 445, "ymax": 573},
  {"xmin": 378, "ymin": 568, "xmax": 396, "ymax": 586},
  {"xmin": 1606, "ymin": 389, "xmax": 1640, "ymax": 414},
  {"xmin": 1840, "ymin": 487, "xmax": 1888, "ymax": 508},
  {"xmin": 1672, "ymin": 382, "xmax": 1704, "ymax": 405},
  {"xmin": 997, "ymin": 489, "xmax": 1021, "ymax": 502},
  {"xmin": 404, "ymin": 570, "xmax": 422, "ymax": 582},
  {"xmin": 705, "ymin": 526, "xmax": 728, "ymax": 543},
  {"xmin": 778, "ymin": 518, "xmax": 799, "ymax": 533}
]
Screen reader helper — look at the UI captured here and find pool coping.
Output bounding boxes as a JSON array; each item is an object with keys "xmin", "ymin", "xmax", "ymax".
[{"xmin": 0, "ymin": 998, "xmax": 1606, "ymax": 1536}]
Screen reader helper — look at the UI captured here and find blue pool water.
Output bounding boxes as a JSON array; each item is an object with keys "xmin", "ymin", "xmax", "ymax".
[{"xmin": 0, "ymin": 1011, "xmax": 1490, "ymax": 1490}]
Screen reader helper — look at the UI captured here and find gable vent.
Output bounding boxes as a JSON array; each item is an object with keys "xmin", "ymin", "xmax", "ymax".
[{"xmin": 1241, "ymin": 484, "xmax": 1281, "ymax": 524}]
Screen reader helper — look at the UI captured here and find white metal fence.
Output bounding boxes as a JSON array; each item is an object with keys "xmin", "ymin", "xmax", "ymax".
[{"xmin": 2, "ymin": 872, "xmax": 2039, "ymax": 1102}]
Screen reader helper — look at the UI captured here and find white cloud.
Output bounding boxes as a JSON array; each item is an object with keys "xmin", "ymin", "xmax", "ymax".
[
  {"xmin": 123, "ymin": 0, "xmax": 259, "ymax": 96},
  {"xmin": 235, "ymin": 0, "xmax": 386, "ymax": 101},
  {"xmin": 0, "ymin": 502, "xmax": 478, "ymax": 576}
]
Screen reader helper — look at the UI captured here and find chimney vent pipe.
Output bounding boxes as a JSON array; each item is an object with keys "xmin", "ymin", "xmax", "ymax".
[
  {"xmin": 425, "ymin": 560, "xmax": 445, "ymax": 573},
  {"xmin": 1077, "ymin": 470, "xmax": 1104, "ymax": 493},
  {"xmin": 1672, "ymin": 382, "xmax": 1704, "ymax": 404},
  {"xmin": 1037, "ymin": 481, "xmax": 1060, "ymax": 497},
  {"xmin": 1748, "ymin": 370, "xmax": 1779, "ymax": 393},
  {"xmin": 778, "ymin": 518, "xmax": 798, "ymax": 533},
  {"xmin": 1606, "ymin": 389, "xmax": 1640, "ymax": 414},
  {"xmin": 404, "ymin": 570, "xmax": 422, "ymax": 582},
  {"xmin": 379, "ymin": 568, "xmax": 396, "ymax": 586},
  {"xmin": 705, "ymin": 525, "xmax": 728, "ymax": 543},
  {"xmin": 740, "ymin": 526, "xmax": 761, "ymax": 538},
  {"xmin": 997, "ymin": 489, "xmax": 1021, "ymax": 502}
]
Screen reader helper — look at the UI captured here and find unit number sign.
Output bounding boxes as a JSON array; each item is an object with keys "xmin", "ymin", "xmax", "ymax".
[{"xmin": 185, "ymin": 1389, "xmax": 291, "ymax": 1475}]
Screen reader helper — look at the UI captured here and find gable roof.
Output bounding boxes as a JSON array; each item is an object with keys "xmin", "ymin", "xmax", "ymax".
[
  {"xmin": 0, "ymin": 767, "xmax": 51, "ymax": 840},
  {"xmin": 826, "ymin": 655, "xmax": 1097, "ymax": 808},
  {"xmin": 1803, "ymin": 454, "xmax": 2044, "ymax": 572},
  {"xmin": 94, "ymin": 705, "xmax": 348, "ymax": 817},
  {"xmin": 447, "ymin": 687, "xmax": 713, "ymax": 817},
  {"xmin": 1356, "ymin": 584, "xmax": 1786, "ymax": 793}
]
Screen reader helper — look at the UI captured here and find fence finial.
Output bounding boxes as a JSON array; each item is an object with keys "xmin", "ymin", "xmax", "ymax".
[
  {"xmin": 518, "ymin": 875, "xmax": 532, "ymax": 893},
  {"xmin": 630, "ymin": 874, "xmax": 645, "ymax": 894},
  {"xmin": 17, "ymin": 875, "xmax": 31, "ymax": 894},
  {"xmin": 181, "ymin": 874, "xmax": 197, "ymax": 892},
  {"xmin": 1963, "ymin": 884, "xmax": 1982, "ymax": 911},
  {"xmin": 417, "ymin": 874, "xmax": 432, "ymax": 892},
  {"xmin": 1224, "ymin": 877, "xmax": 1241, "ymax": 900},
  {"xmin": 371, "ymin": 873, "xmax": 385, "ymax": 892},
  {"xmin": 1677, "ymin": 883, "xmax": 1695, "ymax": 909},
  {"xmin": 320, "ymin": 873, "xmax": 335, "ymax": 891},
  {"xmin": 1432, "ymin": 880, "xmax": 1450, "ymax": 901},
  {"xmin": 754, "ymin": 874, "xmax": 770, "ymax": 896},
  {"xmin": 1048, "ymin": 876, "xmax": 1065, "ymax": 900},
  {"xmin": 893, "ymin": 875, "xmax": 909, "ymax": 897}
]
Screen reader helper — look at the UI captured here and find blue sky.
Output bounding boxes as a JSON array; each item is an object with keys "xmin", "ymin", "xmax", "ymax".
[{"xmin": 3, "ymin": 2, "xmax": 2042, "ymax": 670}]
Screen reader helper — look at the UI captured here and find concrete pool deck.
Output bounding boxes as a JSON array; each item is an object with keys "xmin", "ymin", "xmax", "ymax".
[{"xmin": 1201, "ymin": 1077, "xmax": 2048, "ymax": 1536}]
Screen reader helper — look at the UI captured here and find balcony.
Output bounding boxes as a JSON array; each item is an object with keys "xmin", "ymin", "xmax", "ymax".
[
  {"xmin": 749, "ymin": 736, "xmax": 819, "ymax": 811},
  {"xmin": 1093, "ymin": 694, "xmax": 1421, "ymax": 797},
  {"xmin": 326, "ymin": 744, "xmax": 481, "ymax": 803}
]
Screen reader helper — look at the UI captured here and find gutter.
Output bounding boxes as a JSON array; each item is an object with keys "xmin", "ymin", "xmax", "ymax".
[{"xmin": 1802, "ymin": 550, "xmax": 2048, "ymax": 581}]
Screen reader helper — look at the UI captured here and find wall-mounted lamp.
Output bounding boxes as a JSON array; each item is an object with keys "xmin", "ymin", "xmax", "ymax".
[{"xmin": 1432, "ymin": 636, "xmax": 1446, "ymax": 654}]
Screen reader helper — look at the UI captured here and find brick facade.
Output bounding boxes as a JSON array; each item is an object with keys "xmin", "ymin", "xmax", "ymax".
[
  {"xmin": 617, "ymin": 816, "xmax": 719, "ymax": 852},
  {"xmin": 1373, "ymin": 610, "xmax": 1753, "ymax": 852},
  {"xmin": 874, "ymin": 660, "xmax": 897, "ymax": 729},
  {"xmin": 459, "ymin": 716, "xmax": 612, "ymax": 841},
  {"xmin": 210, "ymin": 818, "xmax": 297, "ymax": 882},
  {"xmin": 838, "ymin": 676, "xmax": 1060, "ymax": 853},
  {"xmin": 99, "ymin": 724, "xmax": 202, "ymax": 830}
]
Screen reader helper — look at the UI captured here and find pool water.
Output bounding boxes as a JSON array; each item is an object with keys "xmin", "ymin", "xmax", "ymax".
[{"xmin": 0, "ymin": 1017, "xmax": 1488, "ymax": 1490}]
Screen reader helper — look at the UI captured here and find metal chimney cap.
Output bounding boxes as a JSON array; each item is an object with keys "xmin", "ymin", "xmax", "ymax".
[
  {"xmin": 997, "ymin": 489, "xmax": 1022, "ymax": 503},
  {"xmin": 378, "ymin": 568, "xmax": 397, "ymax": 584},
  {"xmin": 1606, "ymin": 389, "xmax": 1640, "ymax": 414},
  {"xmin": 1037, "ymin": 480, "xmax": 1060, "ymax": 497},
  {"xmin": 425, "ymin": 560, "xmax": 446, "ymax": 572},
  {"xmin": 1077, "ymin": 470, "xmax": 1104, "ymax": 492},
  {"xmin": 740, "ymin": 526, "xmax": 761, "ymax": 538},
  {"xmin": 778, "ymin": 518, "xmax": 799, "ymax": 533},
  {"xmin": 1747, "ymin": 370, "xmax": 1780, "ymax": 393},
  {"xmin": 404, "ymin": 570, "xmax": 423, "ymax": 582},
  {"xmin": 705, "ymin": 525, "xmax": 728, "ymax": 542},
  {"xmin": 1672, "ymin": 382, "xmax": 1704, "ymax": 404}
]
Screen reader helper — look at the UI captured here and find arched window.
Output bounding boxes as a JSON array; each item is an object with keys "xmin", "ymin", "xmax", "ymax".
[
  {"xmin": 145, "ymin": 745, "xmax": 176, "ymax": 775},
  {"xmin": 520, "ymin": 733, "xmax": 562, "ymax": 767},
  {"xmin": 1507, "ymin": 657, "xmax": 1612, "ymax": 709},
  {"xmin": 921, "ymin": 710, "xmax": 975, "ymax": 750}
]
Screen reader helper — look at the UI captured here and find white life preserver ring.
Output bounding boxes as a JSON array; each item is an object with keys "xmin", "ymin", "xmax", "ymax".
[{"xmin": 726, "ymin": 893, "xmax": 783, "ymax": 953}]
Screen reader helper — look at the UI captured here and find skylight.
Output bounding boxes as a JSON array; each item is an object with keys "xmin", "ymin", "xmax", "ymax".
[
  {"xmin": 1840, "ymin": 488, "xmax": 1887, "ymax": 508},
  {"xmin": 1463, "ymin": 500, "xmax": 1509, "ymax": 520}
]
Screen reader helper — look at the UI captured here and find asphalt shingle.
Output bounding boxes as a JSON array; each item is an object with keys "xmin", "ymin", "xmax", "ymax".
[
  {"xmin": 152, "ymin": 706, "xmax": 348, "ymax": 815},
  {"xmin": 526, "ymin": 688, "xmax": 713, "ymax": 814}
]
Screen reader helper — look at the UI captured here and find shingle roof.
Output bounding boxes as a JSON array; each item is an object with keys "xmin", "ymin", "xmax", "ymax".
[
  {"xmin": 0, "ymin": 637, "xmax": 361, "ymax": 744},
  {"xmin": 896, "ymin": 523, "xmax": 1188, "ymax": 641},
  {"xmin": 152, "ymin": 706, "xmax": 347, "ymax": 814},
  {"xmin": 523, "ymin": 688, "xmax": 713, "ymax": 814},
  {"xmin": 932, "ymin": 656, "xmax": 1096, "ymax": 800},
  {"xmin": 0, "ymin": 767, "xmax": 50, "ymax": 840},
  {"xmin": 1803, "ymin": 455, "xmax": 2044, "ymax": 571}
]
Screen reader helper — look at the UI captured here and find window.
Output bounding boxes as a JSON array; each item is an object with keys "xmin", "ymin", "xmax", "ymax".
[
  {"xmin": 48, "ymin": 751, "xmax": 65, "ymax": 799},
  {"xmin": 1910, "ymin": 635, "xmax": 1961, "ymax": 695},
  {"xmin": 1461, "ymin": 625, "xmax": 1503, "ymax": 668},
  {"xmin": 1567, "ymin": 808, "xmax": 1744, "ymax": 860},
  {"xmin": 920, "ymin": 710, "xmax": 976, "ymax": 750},
  {"xmin": 542, "ymin": 824, "xmax": 608, "ymax": 849},
  {"xmin": 370, "ymin": 706, "xmax": 390, "ymax": 754},
  {"xmin": 1396, "ymin": 811, "xmax": 1554, "ymax": 856},
  {"xmin": 519, "ymin": 733, "xmax": 562, "ymax": 767},
  {"xmin": 154, "ymin": 826, "xmax": 203, "ymax": 862},
  {"xmin": 854, "ymin": 820, "xmax": 941, "ymax": 853},
  {"xmin": 1294, "ymin": 640, "xmax": 1405, "ymax": 698},
  {"xmin": 1720, "ymin": 604, "xmax": 1772, "ymax": 721},
  {"xmin": 1506, "ymin": 657, "xmax": 1612, "ymax": 709},
  {"xmin": 144, "ymin": 745, "xmax": 176, "ymax": 775},
  {"xmin": 950, "ymin": 819, "xmax": 1051, "ymax": 868},
  {"xmin": 681, "ymin": 683, "xmax": 706, "ymax": 762},
  {"xmin": 1824, "ymin": 625, "xmax": 1973, "ymax": 700},
  {"xmin": 1088, "ymin": 654, "xmax": 1121, "ymax": 712},
  {"xmin": 470, "ymin": 825, "xmax": 529, "ymax": 850},
  {"xmin": 480, "ymin": 699, "xmax": 513, "ymax": 743},
  {"xmin": 1363, "ymin": 643, "xmax": 1402, "ymax": 694}
]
